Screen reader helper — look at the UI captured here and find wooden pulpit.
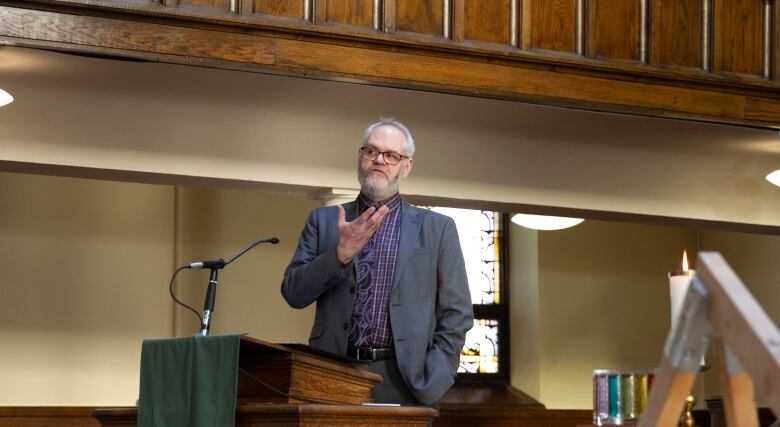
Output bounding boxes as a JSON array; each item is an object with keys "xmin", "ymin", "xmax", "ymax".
[{"xmin": 93, "ymin": 336, "xmax": 437, "ymax": 426}]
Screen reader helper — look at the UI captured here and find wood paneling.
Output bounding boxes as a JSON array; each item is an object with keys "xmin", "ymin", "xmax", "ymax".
[
  {"xmin": 252, "ymin": 0, "xmax": 303, "ymax": 19},
  {"xmin": 326, "ymin": 0, "xmax": 374, "ymax": 28},
  {"xmin": 714, "ymin": 0, "xmax": 764, "ymax": 77},
  {"xmin": 3, "ymin": 1, "xmax": 780, "ymax": 128},
  {"xmin": 0, "ymin": 407, "xmax": 101, "ymax": 427},
  {"xmin": 94, "ymin": 405, "xmax": 437, "ymax": 426},
  {"xmin": 650, "ymin": 0, "xmax": 703, "ymax": 68},
  {"xmin": 437, "ymin": 408, "xmax": 591, "ymax": 427},
  {"xmin": 587, "ymin": 0, "xmax": 640, "ymax": 61},
  {"xmin": 464, "ymin": 0, "xmax": 511, "ymax": 44},
  {"xmin": 177, "ymin": 0, "xmax": 230, "ymax": 11},
  {"xmin": 396, "ymin": 0, "xmax": 443, "ymax": 36},
  {"xmin": 522, "ymin": 0, "xmax": 577, "ymax": 53},
  {"xmin": 775, "ymin": 1, "xmax": 780, "ymax": 80}
]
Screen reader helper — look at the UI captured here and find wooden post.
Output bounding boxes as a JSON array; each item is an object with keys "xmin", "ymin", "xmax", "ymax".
[
  {"xmin": 637, "ymin": 358, "xmax": 695, "ymax": 427},
  {"xmin": 639, "ymin": 252, "xmax": 780, "ymax": 426},
  {"xmin": 697, "ymin": 252, "xmax": 780, "ymax": 416},
  {"xmin": 711, "ymin": 338, "xmax": 759, "ymax": 427}
]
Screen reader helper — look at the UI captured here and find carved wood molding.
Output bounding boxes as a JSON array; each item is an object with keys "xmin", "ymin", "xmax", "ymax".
[{"xmin": 2, "ymin": 0, "xmax": 780, "ymax": 128}]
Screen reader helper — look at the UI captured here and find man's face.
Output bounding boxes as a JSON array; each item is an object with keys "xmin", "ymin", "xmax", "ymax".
[{"xmin": 357, "ymin": 125, "xmax": 414, "ymax": 201}]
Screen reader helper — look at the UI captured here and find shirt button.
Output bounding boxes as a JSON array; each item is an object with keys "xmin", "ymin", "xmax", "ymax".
[{"xmin": 342, "ymin": 322, "xmax": 348, "ymax": 330}]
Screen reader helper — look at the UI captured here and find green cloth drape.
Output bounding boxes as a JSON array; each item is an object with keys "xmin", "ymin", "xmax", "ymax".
[{"xmin": 137, "ymin": 334, "xmax": 242, "ymax": 427}]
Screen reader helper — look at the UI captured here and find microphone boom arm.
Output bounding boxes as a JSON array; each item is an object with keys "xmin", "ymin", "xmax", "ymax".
[{"xmin": 195, "ymin": 237, "xmax": 279, "ymax": 336}]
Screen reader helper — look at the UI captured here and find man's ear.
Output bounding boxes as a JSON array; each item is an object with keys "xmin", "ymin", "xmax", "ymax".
[{"xmin": 402, "ymin": 158, "xmax": 413, "ymax": 178}]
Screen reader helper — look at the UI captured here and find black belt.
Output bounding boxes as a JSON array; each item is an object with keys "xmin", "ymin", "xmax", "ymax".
[{"xmin": 347, "ymin": 346, "xmax": 395, "ymax": 361}]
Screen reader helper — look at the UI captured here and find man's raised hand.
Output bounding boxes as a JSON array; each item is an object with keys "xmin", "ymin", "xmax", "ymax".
[{"xmin": 336, "ymin": 204, "xmax": 389, "ymax": 265}]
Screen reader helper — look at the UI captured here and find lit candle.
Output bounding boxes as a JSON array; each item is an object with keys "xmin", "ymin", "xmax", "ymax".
[{"xmin": 668, "ymin": 251, "xmax": 695, "ymax": 330}]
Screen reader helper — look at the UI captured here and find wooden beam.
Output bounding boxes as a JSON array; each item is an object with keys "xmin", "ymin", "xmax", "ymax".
[
  {"xmin": 697, "ymin": 252, "xmax": 780, "ymax": 416},
  {"xmin": 711, "ymin": 338, "xmax": 759, "ymax": 427},
  {"xmin": 637, "ymin": 357, "xmax": 694, "ymax": 427},
  {"xmin": 2, "ymin": 3, "xmax": 780, "ymax": 127}
]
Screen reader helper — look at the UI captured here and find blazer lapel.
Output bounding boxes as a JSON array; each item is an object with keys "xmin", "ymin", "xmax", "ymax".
[{"xmin": 393, "ymin": 201, "xmax": 421, "ymax": 288}]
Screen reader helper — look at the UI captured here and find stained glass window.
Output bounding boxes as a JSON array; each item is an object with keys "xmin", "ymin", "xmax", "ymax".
[
  {"xmin": 429, "ymin": 208, "xmax": 500, "ymax": 305},
  {"xmin": 424, "ymin": 206, "xmax": 506, "ymax": 379},
  {"xmin": 460, "ymin": 318, "xmax": 500, "ymax": 374}
]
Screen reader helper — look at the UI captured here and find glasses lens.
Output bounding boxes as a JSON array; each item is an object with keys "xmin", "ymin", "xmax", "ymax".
[
  {"xmin": 384, "ymin": 152, "xmax": 402, "ymax": 164},
  {"xmin": 360, "ymin": 147, "xmax": 377, "ymax": 159}
]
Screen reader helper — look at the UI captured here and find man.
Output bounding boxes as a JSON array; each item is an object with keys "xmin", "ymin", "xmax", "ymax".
[{"xmin": 281, "ymin": 118, "xmax": 473, "ymax": 406}]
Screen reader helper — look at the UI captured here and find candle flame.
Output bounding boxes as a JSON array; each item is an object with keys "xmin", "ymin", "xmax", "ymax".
[{"xmin": 682, "ymin": 250, "xmax": 689, "ymax": 272}]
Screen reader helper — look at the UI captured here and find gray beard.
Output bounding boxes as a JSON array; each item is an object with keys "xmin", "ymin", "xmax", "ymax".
[{"xmin": 358, "ymin": 168, "xmax": 402, "ymax": 201}]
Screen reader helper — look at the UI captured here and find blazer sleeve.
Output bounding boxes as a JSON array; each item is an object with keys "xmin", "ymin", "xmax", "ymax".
[
  {"xmin": 280, "ymin": 208, "xmax": 353, "ymax": 309},
  {"xmin": 417, "ymin": 217, "xmax": 474, "ymax": 403}
]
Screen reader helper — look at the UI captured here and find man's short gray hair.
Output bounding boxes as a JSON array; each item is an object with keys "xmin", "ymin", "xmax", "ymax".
[{"xmin": 362, "ymin": 117, "xmax": 415, "ymax": 157}]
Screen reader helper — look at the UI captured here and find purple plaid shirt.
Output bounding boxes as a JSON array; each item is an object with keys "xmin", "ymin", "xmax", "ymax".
[{"xmin": 348, "ymin": 192, "xmax": 402, "ymax": 348}]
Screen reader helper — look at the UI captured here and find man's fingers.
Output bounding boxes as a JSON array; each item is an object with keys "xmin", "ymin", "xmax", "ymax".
[
  {"xmin": 357, "ymin": 206, "xmax": 376, "ymax": 224},
  {"xmin": 367, "ymin": 205, "xmax": 390, "ymax": 227},
  {"xmin": 337, "ymin": 204, "xmax": 346, "ymax": 227}
]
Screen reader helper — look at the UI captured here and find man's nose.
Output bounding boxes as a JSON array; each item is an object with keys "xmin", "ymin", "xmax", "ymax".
[{"xmin": 373, "ymin": 153, "xmax": 388, "ymax": 165}]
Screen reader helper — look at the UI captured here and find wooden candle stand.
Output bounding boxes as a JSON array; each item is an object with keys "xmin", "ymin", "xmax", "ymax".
[{"xmin": 639, "ymin": 252, "xmax": 780, "ymax": 427}]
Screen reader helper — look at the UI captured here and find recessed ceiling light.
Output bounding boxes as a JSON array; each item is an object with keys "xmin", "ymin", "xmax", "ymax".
[
  {"xmin": 510, "ymin": 213, "xmax": 585, "ymax": 231},
  {"xmin": 0, "ymin": 88, "xmax": 13, "ymax": 107},
  {"xmin": 767, "ymin": 169, "xmax": 780, "ymax": 187}
]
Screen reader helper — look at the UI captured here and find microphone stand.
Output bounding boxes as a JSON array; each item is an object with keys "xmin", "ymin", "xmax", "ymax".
[
  {"xmin": 199, "ymin": 267, "xmax": 222, "ymax": 336},
  {"xmin": 194, "ymin": 237, "xmax": 278, "ymax": 336}
]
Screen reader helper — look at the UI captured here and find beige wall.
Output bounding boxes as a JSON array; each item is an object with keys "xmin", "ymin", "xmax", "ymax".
[
  {"xmin": 172, "ymin": 186, "xmax": 317, "ymax": 339},
  {"xmin": 0, "ymin": 172, "xmax": 174, "ymax": 405},
  {"xmin": 535, "ymin": 221, "xmax": 693, "ymax": 408},
  {"xmin": 531, "ymin": 220, "xmax": 780, "ymax": 409},
  {"xmin": 0, "ymin": 172, "xmax": 315, "ymax": 405},
  {"xmin": 3, "ymin": 47, "xmax": 780, "ymax": 228},
  {"xmin": 509, "ymin": 226, "xmax": 541, "ymax": 401}
]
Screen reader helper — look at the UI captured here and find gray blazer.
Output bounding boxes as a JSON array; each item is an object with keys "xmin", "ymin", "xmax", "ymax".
[{"xmin": 281, "ymin": 199, "xmax": 473, "ymax": 404}]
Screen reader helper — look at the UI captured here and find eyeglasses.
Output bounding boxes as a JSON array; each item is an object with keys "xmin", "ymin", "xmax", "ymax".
[{"xmin": 359, "ymin": 146, "xmax": 410, "ymax": 165}]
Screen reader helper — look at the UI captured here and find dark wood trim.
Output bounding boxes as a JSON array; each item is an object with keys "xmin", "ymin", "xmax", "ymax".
[
  {"xmin": 5, "ymin": 0, "xmax": 778, "ymax": 94},
  {"xmin": 499, "ymin": 213, "xmax": 511, "ymax": 381},
  {"xmin": 451, "ymin": 0, "xmax": 464, "ymax": 42},
  {"xmin": 0, "ymin": 406, "xmax": 103, "ymax": 427},
  {"xmin": 2, "ymin": 1, "xmax": 780, "ymax": 128},
  {"xmin": 382, "ymin": 0, "xmax": 395, "ymax": 33},
  {"xmin": 437, "ymin": 407, "xmax": 590, "ymax": 427},
  {"xmin": 313, "ymin": 0, "xmax": 325, "ymax": 24}
]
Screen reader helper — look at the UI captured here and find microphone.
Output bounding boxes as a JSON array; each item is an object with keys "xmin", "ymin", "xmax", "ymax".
[
  {"xmin": 185, "ymin": 259, "xmax": 226, "ymax": 270},
  {"xmin": 180, "ymin": 237, "xmax": 279, "ymax": 270}
]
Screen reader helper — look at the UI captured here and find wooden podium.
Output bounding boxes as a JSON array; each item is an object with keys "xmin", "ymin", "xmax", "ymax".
[{"xmin": 93, "ymin": 336, "xmax": 437, "ymax": 426}]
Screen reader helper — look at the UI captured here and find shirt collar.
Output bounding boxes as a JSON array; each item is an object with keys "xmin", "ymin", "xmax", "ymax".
[{"xmin": 357, "ymin": 192, "xmax": 402, "ymax": 213}]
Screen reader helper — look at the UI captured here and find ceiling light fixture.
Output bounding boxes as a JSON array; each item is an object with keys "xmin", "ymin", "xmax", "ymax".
[
  {"xmin": 0, "ymin": 88, "xmax": 13, "ymax": 107},
  {"xmin": 510, "ymin": 213, "xmax": 585, "ymax": 231},
  {"xmin": 767, "ymin": 169, "xmax": 780, "ymax": 187}
]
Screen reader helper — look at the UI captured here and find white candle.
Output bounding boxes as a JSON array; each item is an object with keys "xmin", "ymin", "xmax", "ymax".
[
  {"xmin": 668, "ymin": 270, "xmax": 695, "ymax": 330},
  {"xmin": 668, "ymin": 250, "xmax": 694, "ymax": 330},
  {"xmin": 668, "ymin": 251, "xmax": 706, "ymax": 366}
]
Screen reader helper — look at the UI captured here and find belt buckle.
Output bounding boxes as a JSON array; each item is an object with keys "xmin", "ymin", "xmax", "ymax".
[{"xmin": 354, "ymin": 347, "xmax": 375, "ymax": 361}]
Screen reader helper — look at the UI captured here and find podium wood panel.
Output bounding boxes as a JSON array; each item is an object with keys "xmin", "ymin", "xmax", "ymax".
[
  {"xmin": 237, "ymin": 336, "xmax": 382, "ymax": 405},
  {"xmin": 93, "ymin": 404, "xmax": 437, "ymax": 426}
]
